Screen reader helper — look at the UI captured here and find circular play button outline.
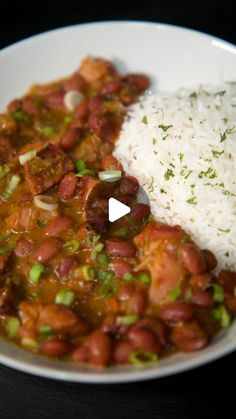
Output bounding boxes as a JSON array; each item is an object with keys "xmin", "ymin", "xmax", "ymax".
[{"xmin": 85, "ymin": 178, "xmax": 151, "ymax": 240}]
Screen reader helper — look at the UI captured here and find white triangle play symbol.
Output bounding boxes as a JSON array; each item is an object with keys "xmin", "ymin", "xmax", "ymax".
[{"xmin": 108, "ymin": 197, "xmax": 131, "ymax": 222}]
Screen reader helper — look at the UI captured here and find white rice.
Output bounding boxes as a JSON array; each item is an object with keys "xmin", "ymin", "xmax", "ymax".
[{"xmin": 114, "ymin": 84, "xmax": 236, "ymax": 270}]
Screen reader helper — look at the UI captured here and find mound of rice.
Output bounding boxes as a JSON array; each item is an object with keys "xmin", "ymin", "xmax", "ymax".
[{"xmin": 114, "ymin": 84, "xmax": 236, "ymax": 270}]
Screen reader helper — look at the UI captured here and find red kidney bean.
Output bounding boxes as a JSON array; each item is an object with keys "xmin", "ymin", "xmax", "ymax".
[
  {"xmin": 159, "ymin": 302, "xmax": 194, "ymax": 322},
  {"xmin": 119, "ymin": 176, "xmax": 139, "ymax": 196},
  {"xmin": 102, "ymin": 155, "xmax": 123, "ymax": 171},
  {"xmin": 113, "ymin": 259, "xmax": 133, "ymax": 278},
  {"xmin": 149, "ymin": 223, "xmax": 183, "ymax": 240},
  {"xmin": 45, "ymin": 92, "xmax": 64, "ymax": 110},
  {"xmin": 91, "ymin": 198, "xmax": 108, "ymax": 213},
  {"xmin": 116, "ymin": 195, "xmax": 133, "ymax": 206},
  {"xmin": 128, "ymin": 327, "xmax": 161, "ymax": 353},
  {"xmin": 126, "ymin": 289, "xmax": 147, "ymax": 315},
  {"xmin": 133, "ymin": 318, "xmax": 166, "ymax": 346},
  {"xmin": 42, "ymin": 338, "xmax": 70, "ymax": 358},
  {"xmin": 102, "ymin": 79, "xmax": 122, "ymax": 95},
  {"xmin": 63, "ymin": 73, "xmax": 87, "ymax": 92},
  {"xmin": 101, "ymin": 314, "xmax": 117, "ymax": 334},
  {"xmin": 117, "ymin": 284, "xmax": 135, "ymax": 301},
  {"xmin": 58, "ymin": 172, "xmax": 78, "ymax": 200},
  {"xmin": 113, "ymin": 340, "xmax": 134, "ymax": 364},
  {"xmin": 88, "ymin": 95, "xmax": 104, "ymax": 112},
  {"xmin": 74, "ymin": 98, "xmax": 89, "ymax": 119},
  {"xmin": 60, "ymin": 127, "xmax": 81, "ymax": 151},
  {"xmin": 35, "ymin": 238, "xmax": 62, "ymax": 263},
  {"xmin": 44, "ymin": 216, "xmax": 74, "ymax": 237},
  {"xmin": 105, "ymin": 240, "xmax": 136, "ymax": 258},
  {"xmin": 58, "ymin": 256, "xmax": 77, "ymax": 278},
  {"xmin": 130, "ymin": 203, "xmax": 150, "ymax": 223},
  {"xmin": 72, "ymin": 345, "xmax": 88, "ymax": 363},
  {"xmin": 180, "ymin": 243, "xmax": 207, "ymax": 275},
  {"xmin": 38, "ymin": 304, "xmax": 81, "ymax": 333},
  {"xmin": 22, "ymin": 97, "xmax": 40, "ymax": 115},
  {"xmin": 85, "ymin": 330, "xmax": 112, "ymax": 366},
  {"xmin": 126, "ymin": 74, "xmax": 150, "ymax": 91},
  {"xmin": 7, "ymin": 99, "xmax": 22, "ymax": 113},
  {"xmin": 170, "ymin": 321, "xmax": 208, "ymax": 352},
  {"xmin": 14, "ymin": 238, "xmax": 33, "ymax": 257},
  {"xmin": 202, "ymin": 249, "xmax": 218, "ymax": 271},
  {"xmin": 191, "ymin": 290, "xmax": 214, "ymax": 307}
]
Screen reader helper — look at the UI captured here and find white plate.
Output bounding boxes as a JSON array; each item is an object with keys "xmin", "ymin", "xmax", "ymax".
[{"xmin": 0, "ymin": 21, "xmax": 236, "ymax": 383}]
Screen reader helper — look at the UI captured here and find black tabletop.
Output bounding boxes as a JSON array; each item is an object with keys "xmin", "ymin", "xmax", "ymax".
[{"xmin": 1, "ymin": 1, "xmax": 236, "ymax": 418}]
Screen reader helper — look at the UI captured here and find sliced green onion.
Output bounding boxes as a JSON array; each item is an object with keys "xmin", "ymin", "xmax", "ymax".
[
  {"xmin": 63, "ymin": 240, "xmax": 80, "ymax": 253},
  {"xmin": 129, "ymin": 350, "xmax": 158, "ymax": 365},
  {"xmin": 99, "ymin": 280, "xmax": 118, "ymax": 298},
  {"xmin": 91, "ymin": 243, "xmax": 104, "ymax": 259},
  {"xmin": 212, "ymin": 305, "xmax": 231, "ymax": 328},
  {"xmin": 34, "ymin": 97, "xmax": 43, "ymax": 108},
  {"xmin": 38, "ymin": 325, "xmax": 52, "ymax": 335},
  {"xmin": 1, "ymin": 174, "xmax": 21, "ymax": 201},
  {"xmin": 0, "ymin": 164, "xmax": 10, "ymax": 181},
  {"xmin": 55, "ymin": 288, "xmax": 75, "ymax": 306},
  {"xmin": 0, "ymin": 243, "xmax": 14, "ymax": 255},
  {"xmin": 40, "ymin": 126, "xmax": 56, "ymax": 136},
  {"xmin": 81, "ymin": 265, "xmax": 95, "ymax": 281},
  {"xmin": 168, "ymin": 285, "xmax": 181, "ymax": 302},
  {"xmin": 19, "ymin": 149, "xmax": 37, "ymax": 165},
  {"xmin": 21, "ymin": 337, "xmax": 39, "ymax": 350},
  {"xmin": 12, "ymin": 109, "xmax": 28, "ymax": 122},
  {"xmin": 119, "ymin": 314, "xmax": 139, "ymax": 326},
  {"xmin": 138, "ymin": 272, "xmax": 151, "ymax": 284},
  {"xmin": 98, "ymin": 170, "xmax": 121, "ymax": 182},
  {"xmin": 64, "ymin": 115, "xmax": 73, "ymax": 124},
  {"xmin": 76, "ymin": 159, "xmax": 87, "ymax": 171},
  {"xmin": 6, "ymin": 317, "xmax": 20, "ymax": 338},
  {"xmin": 29, "ymin": 263, "xmax": 45, "ymax": 284},
  {"xmin": 98, "ymin": 270, "xmax": 113, "ymax": 281},
  {"xmin": 122, "ymin": 273, "xmax": 133, "ymax": 282},
  {"xmin": 98, "ymin": 252, "xmax": 109, "ymax": 265},
  {"xmin": 212, "ymin": 284, "xmax": 224, "ymax": 303}
]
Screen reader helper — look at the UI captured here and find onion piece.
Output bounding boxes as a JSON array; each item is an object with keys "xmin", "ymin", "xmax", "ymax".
[
  {"xmin": 98, "ymin": 170, "xmax": 122, "ymax": 182},
  {"xmin": 34, "ymin": 195, "xmax": 58, "ymax": 211},
  {"xmin": 63, "ymin": 90, "xmax": 84, "ymax": 111},
  {"xmin": 19, "ymin": 150, "xmax": 37, "ymax": 165}
]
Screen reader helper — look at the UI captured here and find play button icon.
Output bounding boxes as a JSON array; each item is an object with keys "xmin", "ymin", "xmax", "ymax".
[
  {"xmin": 108, "ymin": 197, "xmax": 131, "ymax": 222},
  {"xmin": 85, "ymin": 178, "xmax": 150, "ymax": 240}
]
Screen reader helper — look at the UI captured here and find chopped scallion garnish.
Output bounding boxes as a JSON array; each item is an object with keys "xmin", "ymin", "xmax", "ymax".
[
  {"xmin": 168, "ymin": 285, "xmax": 181, "ymax": 302},
  {"xmin": 129, "ymin": 350, "xmax": 158, "ymax": 365},
  {"xmin": 81, "ymin": 265, "xmax": 95, "ymax": 281},
  {"xmin": 63, "ymin": 240, "xmax": 80, "ymax": 253},
  {"xmin": 55, "ymin": 288, "xmax": 75, "ymax": 306},
  {"xmin": 119, "ymin": 314, "xmax": 139, "ymax": 326},
  {"xmin": 1, "ymin": 174, "xmax": 21, "ymax": 201},
  {"xmin": 212, "ymin": 305, "xmax": 231, "ymax": 328},
  {"xmin": 29, "ymin": 263, "xmax": 45, "ymax": 284},
  {"xmin": 6, "ymin": 317, "xmax": 20, "ymax": 338}
]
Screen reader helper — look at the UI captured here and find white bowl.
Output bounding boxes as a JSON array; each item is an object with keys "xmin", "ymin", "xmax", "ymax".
[{"xmin": 1, "ymin": 21, "xmax": 236, "ymax": 383}]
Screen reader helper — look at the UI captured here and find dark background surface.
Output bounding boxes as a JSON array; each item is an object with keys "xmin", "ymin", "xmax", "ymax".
[{"xmin": 1, "ymin": 1, "xmax": 236, "ymax": 418}]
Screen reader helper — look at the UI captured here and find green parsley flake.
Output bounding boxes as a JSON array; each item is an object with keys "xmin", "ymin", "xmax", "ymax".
[
  {"xmin": 186, "ymin": 196, "xmax": 197, "ymax": 205},
  {"xmin": 158, "ymin": 124, "xmax": 173, "ymax": 132},
  {"xmin": 164, "ymin": 168, "xmax": 174, "ymax": 181},
  {"xmin": 142, "ymin": 116, "xmax": 148, "ymax": 124}
]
